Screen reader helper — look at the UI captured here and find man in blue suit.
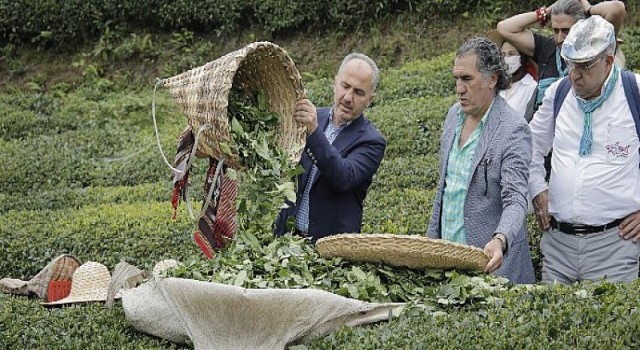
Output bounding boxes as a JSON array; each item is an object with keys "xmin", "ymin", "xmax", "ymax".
[{"xmin": 274, "ymin": 53, "xmax": 386, "ymax": 242}]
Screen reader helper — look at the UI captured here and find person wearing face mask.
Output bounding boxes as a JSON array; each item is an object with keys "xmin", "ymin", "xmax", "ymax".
[
  {"xmin": 488, "ymin": 30, "xmax": 539, "ymax": 122},
  {"xmin": 497, "ymin": 0, "xmax": 626, "ymax": 181}
]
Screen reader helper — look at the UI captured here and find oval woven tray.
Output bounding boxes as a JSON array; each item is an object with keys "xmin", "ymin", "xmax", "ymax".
[{"xmin": 316, "ymin": 233, "xmax": 489, "ymax": 272}]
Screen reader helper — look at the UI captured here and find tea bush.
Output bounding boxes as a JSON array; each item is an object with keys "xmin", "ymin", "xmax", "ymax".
[
  {"xmin": 0, "ymin": 0, "xmax": 541, "ymax": 47},
  {"xmin": 623, "ymin": 26, "xmax": 640, "ymax": 70},
  {"xmin": 376, "ymin": 53, "xmax": 456, "ymax": 104},
  {"xmin": 2, "ymin": 9, "xmax": 640, "ymax": 348},
  {"xmin": 0, "ymin": 89, "xmax": 184, "ymax": 196},
  {"xmin": 0, "ymin": 297, "xmax": 185, "ymax": 349},
  {"xmin": 367, "ymin": 96, "xmax": 455, "ymax": 156},
  {"xmin": 0, "ymin": 202, "xmax": 195, "ymax": 279},
  {"xmin": 311, "ymin": 281, "xmax": 640, "ymax": 349},
  {"xmin": 0, "ymin": 183, "xmax": 167, "ymax": 212}
]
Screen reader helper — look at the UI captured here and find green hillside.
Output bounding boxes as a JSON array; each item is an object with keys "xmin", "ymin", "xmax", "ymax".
[{"xmin": 2, "ymin": 1, "xmax": 640, "ymax": 348}]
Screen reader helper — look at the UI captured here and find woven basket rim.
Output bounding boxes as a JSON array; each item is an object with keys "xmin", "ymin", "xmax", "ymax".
[
  {"xmin": 315, "ymin": 233, "xmax": 489, "ymax": 271},
  {"xmin": 161, "ymin": 41, "xmax": 306, "ymax": 168}
]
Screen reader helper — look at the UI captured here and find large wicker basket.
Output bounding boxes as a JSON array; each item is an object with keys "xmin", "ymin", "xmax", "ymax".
[{"xmin": 161, "ymin": 41, "xmax": 306, "ymax": 168}]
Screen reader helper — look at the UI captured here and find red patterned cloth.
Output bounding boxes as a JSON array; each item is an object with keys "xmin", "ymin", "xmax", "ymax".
[
  {"xmin": 172, "ymin": 128, "xmax": 238, "ymax": 259},
  {"xmin": 193, "ymin": 158, "xmax": 238, "ymax": 259},
  {"xmin": 172, "ymin": 127, "xmax": 194, "ymax": 220}
]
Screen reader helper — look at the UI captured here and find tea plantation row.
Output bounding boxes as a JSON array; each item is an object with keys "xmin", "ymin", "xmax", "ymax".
[{"xmin": 2, "ymin": 30, "xmax": 640, "ymax": 349}]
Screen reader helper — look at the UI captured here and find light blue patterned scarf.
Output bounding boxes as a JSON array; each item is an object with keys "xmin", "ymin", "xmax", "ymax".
[
  {"xmin": 536, "ymin": 48, "xmax": 569, "ymax": 106},
  {"xmin": 576, "ymin": 64, "xmax": 619, "ymax": 156}
]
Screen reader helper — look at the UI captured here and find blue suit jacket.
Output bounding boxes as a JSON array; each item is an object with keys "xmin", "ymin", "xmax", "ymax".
[
  {"xmin": 274, "ymin": 107, "xmax": 386, "ymax": 241},
  {"xmin": 427, "ymin": 96, "xmax": 535, "ymax": 284}
]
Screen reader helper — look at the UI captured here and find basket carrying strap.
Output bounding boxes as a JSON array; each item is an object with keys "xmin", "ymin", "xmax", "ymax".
[
  {"xmin": 172, "ymin": 127, "xmax": 195, "ymax": 220},
  {"xmin": 621, "ymin": 70, "xmax": 640, "ymax": 146},
  {"xmin": 553, "ymin": 71, "xmax": 640, "ymax": 164}
]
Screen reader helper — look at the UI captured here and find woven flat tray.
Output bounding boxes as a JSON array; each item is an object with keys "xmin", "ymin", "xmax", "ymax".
[{"xmin": 316, "ymin": 233, "xmax": 489, "ymax": 272}]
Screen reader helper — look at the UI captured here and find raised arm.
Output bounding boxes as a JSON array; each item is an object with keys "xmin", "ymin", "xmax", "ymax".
[
  {"xmin": 580, "ymin": 0, "xmax": 626, "ymax": 38},
  {"xmin": 496, "ymin": 11, "xmax": 538, "ymax": 57}
]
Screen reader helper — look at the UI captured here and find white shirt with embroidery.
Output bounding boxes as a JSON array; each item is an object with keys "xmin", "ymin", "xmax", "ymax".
[{"xmin": 529, "ymin": 69, "xmax": 640, "ymax": 225}]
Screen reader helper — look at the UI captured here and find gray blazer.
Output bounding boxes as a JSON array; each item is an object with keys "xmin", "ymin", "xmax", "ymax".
[{"xmin": 427, "ymin": 96, "xmax": 535, "ymax": 284}]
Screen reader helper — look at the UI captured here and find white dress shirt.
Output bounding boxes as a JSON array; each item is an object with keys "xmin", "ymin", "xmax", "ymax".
[
  {"xmin": 500, "ymin": 73, "xmax": 538, "ymax": 120},
  {"xmin": 529, "ymin": 69, "xmax": 640, "ymax": 225}
]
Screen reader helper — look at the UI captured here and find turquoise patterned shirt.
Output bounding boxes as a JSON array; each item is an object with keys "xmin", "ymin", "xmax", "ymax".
[{"xmin": 441, "ymin": 103, "xmax": 493, "ymax": 243}]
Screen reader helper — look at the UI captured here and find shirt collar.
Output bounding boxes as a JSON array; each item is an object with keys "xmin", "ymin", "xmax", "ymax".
[
  {"xmin": 457, "ymin": 98, "xmax": 495, "ymax": 127},
  {"xmin": 328, "ymin": 107, "xmax": 353, "ymax": 129}
]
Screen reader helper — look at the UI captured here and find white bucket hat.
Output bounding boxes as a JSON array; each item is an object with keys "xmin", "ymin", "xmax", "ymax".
[
  {"xmin": 561, "ymin": 15, "xmax": 615, "ymax": 63},
  {"xmin": 42, "ymin": 261, "xmax": 112, "ymax": 306}
]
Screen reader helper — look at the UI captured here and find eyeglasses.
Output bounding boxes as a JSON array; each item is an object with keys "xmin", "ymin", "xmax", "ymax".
[{"xmin": 566, "ymin": 56, "xmax": 604, "ymax": 74}]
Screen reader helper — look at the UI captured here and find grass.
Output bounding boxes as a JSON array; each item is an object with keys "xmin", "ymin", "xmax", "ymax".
[{"xmin": 2, "ymin": 8, "xmax": 640, "ymax": 349}]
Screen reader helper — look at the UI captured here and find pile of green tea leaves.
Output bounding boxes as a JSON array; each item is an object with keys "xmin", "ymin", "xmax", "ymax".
[
  {"xmin": 168, "ymin": 231, "xmax": 510, "ymax": 308},
  {"xmin": 223, "ymin": 88, "xmax": 284, "ymax": 169},
  {"xmin": 220, "ymin": 88, "xmax": 302, "ymax": 236},
  {"xmin": 169, "ymin": 87, "xmax": 511, "ymax": 310}
]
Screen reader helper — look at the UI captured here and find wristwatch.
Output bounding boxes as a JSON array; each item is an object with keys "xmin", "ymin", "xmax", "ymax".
[{"xmin": 493, "ymin": 233, "xmax": 508, "ymax": 253}]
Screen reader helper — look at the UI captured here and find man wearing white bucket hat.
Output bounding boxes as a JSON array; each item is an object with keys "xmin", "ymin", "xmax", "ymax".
[{"xmin": 529, "ymin": 15, "xmax": 640, "ymax": 284}]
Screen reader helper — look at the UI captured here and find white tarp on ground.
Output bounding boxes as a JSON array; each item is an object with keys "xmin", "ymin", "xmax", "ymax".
[{"xmin": 122, "ymin": 277, "xmax": 404, "ymax": 349}]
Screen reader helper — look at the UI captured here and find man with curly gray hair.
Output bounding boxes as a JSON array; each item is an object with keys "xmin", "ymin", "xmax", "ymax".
[{"xmin": 427, "ymin": 37, "xmax": 535, "ymax": 284}]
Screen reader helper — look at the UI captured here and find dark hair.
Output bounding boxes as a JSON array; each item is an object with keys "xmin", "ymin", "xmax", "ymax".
[{"xmin": 456, "ymin": 37, "xmax": 510, "ymax": 92}]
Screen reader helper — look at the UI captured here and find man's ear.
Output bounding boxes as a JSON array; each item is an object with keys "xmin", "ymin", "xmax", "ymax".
[
  {"xmin": 606, "ymin": 54, "xmax": 615, "ymax": 66},
  {"xmin": 489, "ymin": 73, "xmax": 498, "ymax": 89},
  {"xmin": 367, "ymin": 93, "xmax": 376, "ymax": 107}
]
